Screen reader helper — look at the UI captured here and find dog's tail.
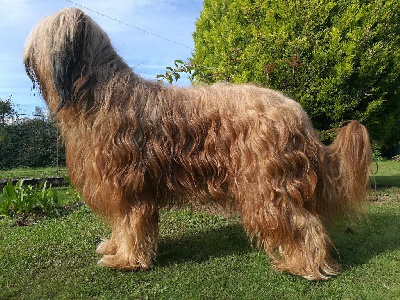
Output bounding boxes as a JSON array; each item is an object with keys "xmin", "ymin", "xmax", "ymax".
[{"xmin": 316, "ymin": 120, "xmax": 372, "ymax": 221}]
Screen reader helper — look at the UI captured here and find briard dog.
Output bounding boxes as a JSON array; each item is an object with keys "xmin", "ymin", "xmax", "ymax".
[{"xmin": 24, "ymin": 8, "xmax": 371, "ymax": 280}]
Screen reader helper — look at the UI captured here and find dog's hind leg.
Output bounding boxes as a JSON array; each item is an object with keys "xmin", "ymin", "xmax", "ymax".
[
  {"xmin": 272, "ymin": 207, "xmax": 340, "ymax": 280},
  {"xmin": 239, "ymin": 185, "xmax": 339, "ymax": 280}
]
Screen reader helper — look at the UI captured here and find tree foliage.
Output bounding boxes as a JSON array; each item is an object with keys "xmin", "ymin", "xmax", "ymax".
[
  {"xmin": 192, "ymin": 0, "xmax": 400, "ymax": 153},
  {"xmin": 0, "ymin": 97, "xmax": 15, "ymax": 126},
  {"xmin": 0, "ymin": 118, "xmax": 65, "ymax": 170},
  {"xmin": 0, "ymin": 99, "xmax": 65, "ymax": 169}
]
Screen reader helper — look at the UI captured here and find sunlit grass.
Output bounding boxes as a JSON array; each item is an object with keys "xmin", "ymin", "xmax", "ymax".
[
  {"xmin": 0, "ymin": 162, "xmax": 399, "ymax": 299},
  {"xmin": 1, "ymin": 200, "xmax": 399, "ymax": 299},
  {"xmin": 0, "ymin": 167, "xmax": 68, "ymax": 180}
]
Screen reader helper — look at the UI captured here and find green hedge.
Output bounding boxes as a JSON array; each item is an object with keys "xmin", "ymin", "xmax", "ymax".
[
  {"xmin": 0, "ymin": 119, "xmax": 65, "ymax": 170},
  {"xmin": 193, "ymin": 0, "xmax": 400, "ymax": 154}
]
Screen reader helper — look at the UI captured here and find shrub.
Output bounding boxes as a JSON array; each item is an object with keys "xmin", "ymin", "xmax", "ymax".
[
  {"xmin": 192, "ymin": 0, "xmax": 400, "ymax": 154},
  {"xmin": 0, "ymin": 116, "xmax": 66, "ymax": 170}
]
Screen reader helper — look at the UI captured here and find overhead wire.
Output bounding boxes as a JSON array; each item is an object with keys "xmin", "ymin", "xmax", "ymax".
[{"xmin": 65, "ymin": 0, "xmax": 193, "ymax": 50}]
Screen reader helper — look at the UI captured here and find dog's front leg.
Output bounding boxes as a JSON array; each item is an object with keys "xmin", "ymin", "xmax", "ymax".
[{"xmin": 98, "ymin": 200, "xmax": 159, "ymax": 271}]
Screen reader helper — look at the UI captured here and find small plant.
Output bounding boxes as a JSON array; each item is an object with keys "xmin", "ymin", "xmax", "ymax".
[
  {"xmin": 62, "ymin": 175, "xmax": 82, "ymax": 203},
  {"xmin": 35, "ymin": 182, "xmax": 59, "ymax": 214},
  {"xmin": 64, "ymin": 186, "xmax": 82, "ymax": 204},
  {"xmin": 0, "ymin": 180, "xmax": 58, "ymax": 217},
  {"xmin": 372, "ymin": 149, "xmax": 384, "ymax": 163}
]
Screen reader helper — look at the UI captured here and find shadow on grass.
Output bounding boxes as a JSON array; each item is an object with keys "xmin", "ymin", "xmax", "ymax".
[
  {"xmin": 330, "ymin": 210, "xmax": 400, "ymax": 269},
  {"xmin": 157, "ymin": 223, "xmax": 252, "ymax": 267},
  {"xmin": 372, "ymin": 176, "xmax": 400, "ymax": 188},
  {"xmin": 156, "ymin": 209, "xmax": 399, "ymax": 272}
]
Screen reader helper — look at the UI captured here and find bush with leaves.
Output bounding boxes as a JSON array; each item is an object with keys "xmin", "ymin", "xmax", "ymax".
[
  {"xmin": 0, "ymin": 117, "xmax": 65, "ymax": 169},
  {"xmin": 192, "ymin": 0, "xmax": 400, "ymax": 154}
]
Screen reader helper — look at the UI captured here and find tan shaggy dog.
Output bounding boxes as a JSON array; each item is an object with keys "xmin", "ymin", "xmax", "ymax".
[{"xmin": 24, "ymin": 8, "xmax": 371, "ymax": 280}]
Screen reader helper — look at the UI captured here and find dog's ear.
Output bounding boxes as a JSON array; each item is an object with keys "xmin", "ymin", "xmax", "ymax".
[{"xmin": 51, "ymin": 10, "xmax": 87, "ymax": 111}]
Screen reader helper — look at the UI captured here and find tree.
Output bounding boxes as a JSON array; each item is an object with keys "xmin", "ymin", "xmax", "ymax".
[
  {"xmin": 0, "ymin": 97, "xmax": 16, "ymax": 126},
  {"xmin": 192, "ymin": 0, "xmax": 400, "ymax": 154},
  {"xmin": 0, "ymin": 118, "xmax": 65, "ymax": 169},
  {"xmin": 0, "ymin": 99, "xmax": 65, "ymax": 170}
]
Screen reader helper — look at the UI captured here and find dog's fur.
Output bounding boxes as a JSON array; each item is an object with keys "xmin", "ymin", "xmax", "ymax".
[{"xmin": 24, "ymin": 8, "xmax": 371, "ymax": 280}]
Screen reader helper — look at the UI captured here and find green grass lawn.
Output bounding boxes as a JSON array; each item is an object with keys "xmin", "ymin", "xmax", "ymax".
[
  {"xmin": 371, "ymin": 160, "xmax": 400, "ymax": 188},
  {"xmin": 1, "ymin": 161, "xmax": 398, "ymax": 186},
  {"xmin": 0, "ymin": 167, "xmax": 68, "ymax": 180},
  {"xmin": 0, "ymin": 162, "xmax": 399, "ymax": 299}
]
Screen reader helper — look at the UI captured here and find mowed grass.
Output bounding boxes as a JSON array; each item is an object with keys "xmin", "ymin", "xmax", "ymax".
[
  {"xmin": 0, "ymin": 167, "xmax": 68, "ymax": 180},
  {"xmin": 372, "ymin": 160, "xmax": 400, "ymax": 187},
  {"xmin": 0, "ymin": 161, "xmax": 399, "ymax": 299}
]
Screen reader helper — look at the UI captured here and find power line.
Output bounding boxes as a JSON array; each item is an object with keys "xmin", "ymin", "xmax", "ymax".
[{"xmin": 65, "ymin": 0, "xmax": 193, "ymax": 50}]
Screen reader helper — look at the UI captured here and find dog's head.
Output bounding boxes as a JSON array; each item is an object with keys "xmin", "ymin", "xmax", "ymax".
[{"xmin": 24, "ymin": 7, "xmax": 121, "ymax": 114}]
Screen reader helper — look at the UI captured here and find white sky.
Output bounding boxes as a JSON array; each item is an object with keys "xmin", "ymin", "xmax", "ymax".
[{"xmin": 0, "ymin": 0, "xmax": 203, "ymax": 115}]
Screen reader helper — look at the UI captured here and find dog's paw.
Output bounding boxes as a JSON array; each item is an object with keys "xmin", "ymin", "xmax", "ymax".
[
  {"xmin": 98, "ymin": 253, "xmax": 152, "ymax": 271},
  {"xmin": 274, "ymin": 257, "xmax": 340, "ymax": 281},
  {"xmin": 96, "ymin": 239, "xmax": 117, "ymax": 255}
]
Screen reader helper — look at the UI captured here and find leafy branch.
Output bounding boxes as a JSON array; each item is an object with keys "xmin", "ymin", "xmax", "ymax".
[{"xmin": 157, "ymin": 59, "xmax": 204, "ymax": 84}]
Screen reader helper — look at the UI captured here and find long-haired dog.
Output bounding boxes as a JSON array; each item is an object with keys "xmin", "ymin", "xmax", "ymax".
[{"xmin": 24, "ymin": 8, "xmax": 371, "ymax": 280}]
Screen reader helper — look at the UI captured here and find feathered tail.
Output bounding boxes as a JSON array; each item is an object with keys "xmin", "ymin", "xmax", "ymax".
[{"xmin": 316, "ymin": 120, "xmax": 372, "ymax": 221}]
